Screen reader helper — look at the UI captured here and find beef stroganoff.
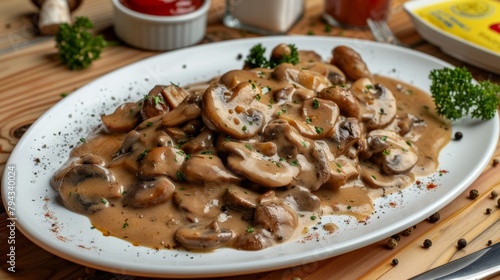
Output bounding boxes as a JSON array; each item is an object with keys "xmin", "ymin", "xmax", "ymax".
[{"xmin": 51, "ymin": 44, "xmax": 451, "ymax": 251}]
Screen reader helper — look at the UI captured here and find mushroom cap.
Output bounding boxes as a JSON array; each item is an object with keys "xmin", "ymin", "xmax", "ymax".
[
  {"xmin": 202, "ymin": 82, "xmax": 265, "ymax": 139},
  {"xmin": 331, "ymin": 45, "xmax": 373, "ymax": 81},
  {"xmin": 350, "ymin": 78, "xmax": 397, "ymax": 130},
  {"xmin": 59, "ymin": 164, "xmax": 122, "ymax": 214},
  {"xmin": 175, "ymin": 221, "xmax": 233, "ymax": 251}
]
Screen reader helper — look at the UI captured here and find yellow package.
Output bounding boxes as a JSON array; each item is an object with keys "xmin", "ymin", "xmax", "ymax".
[{"xmin": 416, "ymin": 0, "xmax": 500, "ymax": 53}]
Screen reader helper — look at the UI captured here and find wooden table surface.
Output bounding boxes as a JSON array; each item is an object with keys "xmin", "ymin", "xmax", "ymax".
[{"xmin": 0, "ymin": 0, "xmax": 499, "ymax": 279}]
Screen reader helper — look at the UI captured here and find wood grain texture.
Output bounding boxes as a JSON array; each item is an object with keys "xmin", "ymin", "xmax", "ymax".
[{"xmin": 0, "ymin": 0, "xmax": 499, "ymax": 279}]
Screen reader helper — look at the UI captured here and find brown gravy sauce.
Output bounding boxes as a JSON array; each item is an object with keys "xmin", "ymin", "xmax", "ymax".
[{"xmin": 52, "ymin": 69, "xmax": 451, "ymax": 251}]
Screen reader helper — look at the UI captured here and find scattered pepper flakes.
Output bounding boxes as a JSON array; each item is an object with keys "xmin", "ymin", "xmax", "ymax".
[
  {"xmin": 423, "ymin": 239, "xmax": 432, "ymax": 248},
  {"xmin": 427, "ymin": 182, "xmax": 437, "ymax": 190},
  {"xmin": 457, "ymin": 238, "xmax": 467, "ymax": 249},
  {"xmin": 469, "ymin": 189, "xmax": 479, "ymax": 199}
]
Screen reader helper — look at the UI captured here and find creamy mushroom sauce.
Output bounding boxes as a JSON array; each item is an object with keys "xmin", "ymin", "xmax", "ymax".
[{"xmin": 51, "ymin": 44, "xmax": 451, "ymax": 251}]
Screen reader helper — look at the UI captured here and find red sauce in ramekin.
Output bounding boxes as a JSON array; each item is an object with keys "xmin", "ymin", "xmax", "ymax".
[{"xmin": 120, "ymin": 0, "xmax": 204, "ymax": 16}]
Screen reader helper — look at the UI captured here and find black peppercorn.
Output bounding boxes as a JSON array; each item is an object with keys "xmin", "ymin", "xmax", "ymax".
[
  {"xmin": 486, "ymin": 208, "xmax": 492, "ymax": 214},
  {"xmin": 391, "ymin": 234, "xmax": 401, "ymax": 241},
  {"xmin": 493, "ymin": 159, "xmax": 499, "ymax": 167},
  {"xmin": 488, "ymin": 240, "xmax": 493, "ymax": 246},
  {"xmin": 469, "ymin": 189, "xmax": 479, "ymax": 199},
  {"xmin": 423, "ymin": 239, "xmax": 432, "ymax": 248},
  {"xmin": 391, "ymin": 258, "xmax": 399, "ymax": 266},
  {"xmin": 491, "ymin": 190, "xmax": 499, "ymax": 198},
  {"xmin": 428, "ymin": 212, "xmax": 440, "ymax": 223},
  {"xmin": 454, "ymin": 131, "xmax": 463, "ymax": 140},
  {"xmin": 457, "ymin": 238, "xmax": 467, "ymax": 249},
  {"xmin": 386, "ymin": 238, "xmax": 398, "ymax": 249}
]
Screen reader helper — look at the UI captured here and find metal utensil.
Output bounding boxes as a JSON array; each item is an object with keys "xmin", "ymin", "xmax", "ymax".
[
  {"xmin": 367, "ymin": 18, "xmax": 404, "ymax": 46},
  {"xmin": 409, "ymin": 242, "xmax": 500, "ymax": 279}
]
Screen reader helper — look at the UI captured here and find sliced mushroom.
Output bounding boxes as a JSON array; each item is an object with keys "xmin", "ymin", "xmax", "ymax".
[
  {"xmin": 331, "ymin": 45, "xmax": 372, "ymax": 81},
  {"xmin": 59, "ymin": 164, "xmax": 122, "ymax": 214},
  {"xmin": 350, "ymin": 78, "xmax": 397, "ymax": 130},
  {"xmin": 279, "ymin": 97, "xmax": 339, "ymax": 139},
  {"xmin": 366, "ymin": 130, "xmax": 418, "ymax": 175},
  {"xmin": 101, "ymin": 102, "xmax": 141, "ymax": 133},
  {"xmin": 161, "ymin": 85, "xmax": 190, "ymax": 109},
  {"xmin": 271, "ymin": 63, "xmax": 331, "ymax": 93},
  {"xmin": 219, "ymin": 140, "xmax": 300, "ymax": 188},
  {"xmin": 262, "ymin": 120, "xmax": 330, "ymax": 191},
  {"xmin": 202, "ymin": 82, "xmax": 265, "ymax": 139},
  {"xmin": 181, "ymin": 128, "xmax": 216, "ymax": 154},
  {"xmin": 224, "ymin": 185, "xmax": 260, "ymax": 213},
  {"xmin": 175, "ymin": 221, "xmax": 233, "ymax": 251},
  {"xmin": 181, "ymin": 154, "xmax": 241, "ymax": 184},
  {"xmin": 172, "ymin": 185, "xmax": 227, "ymax": 223},
  {"xmin": 162, "ymin": 92, "xmax": 202, "ymax": 127},
  {"xmin": 141, "ymin": 85, "xmax": 169, "ymax": 120},
  {"xmin": 324, "ymin": 156, "xmax": 359, "ymax": 189},
  {"xmin": 281, "ymin": 186, "xmax": 321, "ymax": 212},
  {"xmin": 301, "ymin": 62, "xmax": 347, "ymax": 86},
  {"xmin": 319, "ymin": 85, "xmax": 360, "ymax": 118},
  {"xmin": 359, "ymin": 162, "xmax": 415, "ymax": 189},
  {"xmin": 329, "ymin": 116, "xmax": 362, "ymax": 157},
  {"xmin": 51, "ymin": 154, "xmax": 106, "ymax": 191},
  {"xmin": 124, "ymin": 176, "xmax": 175, "ymax": 208},
  {"xmin": 233, "ymin": 229, "xmax": 274, "ymax": 251},
  {"xmin": 138, "ymin": 146, "xmax": 185, "ymax": 179},
  {"xmin": 253, "ymin": 201, "xmax": 298, "ymax": 242}
]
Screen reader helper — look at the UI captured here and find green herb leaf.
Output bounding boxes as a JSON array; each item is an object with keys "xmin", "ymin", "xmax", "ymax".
[
  {"xmin": 429, "ymin": 67, "xmax": 500, "ymax": 120},
  {"xmin": 55, "ymin": 16, "xmax": 107, "ymax": 70}
]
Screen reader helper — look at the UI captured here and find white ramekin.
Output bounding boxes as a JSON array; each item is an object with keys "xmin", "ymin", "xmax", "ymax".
[{"xmin": 112, "ymin": 0, "xmax": 211, "ymax": 51}]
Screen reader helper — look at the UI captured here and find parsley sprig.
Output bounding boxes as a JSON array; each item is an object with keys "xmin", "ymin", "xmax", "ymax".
[
  {"xmin": 55, "ymin": 16, "xmax": 107, "ymax": 70},
  {"xmin": 429, "ymin": 67, "xmax": 500, "ymax": 120}
]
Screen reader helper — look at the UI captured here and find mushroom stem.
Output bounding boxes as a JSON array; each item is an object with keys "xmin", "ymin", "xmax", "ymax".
[{"xmin": 38, "ymin": 0, "xmax": 71, "ymax": 35}]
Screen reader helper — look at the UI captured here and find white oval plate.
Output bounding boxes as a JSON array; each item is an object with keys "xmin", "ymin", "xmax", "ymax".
[{"xmin": 2, "ymin": 36, "xmax": 498, "ymax": 278}]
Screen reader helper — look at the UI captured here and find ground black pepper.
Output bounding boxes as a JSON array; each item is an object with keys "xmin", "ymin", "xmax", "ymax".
[
  {"xmin": 469, "ymin": 189, "xmax": 479, "ymax": 199},
  {"xmin": 457, "ymin": 238, "xmax": 467, "ymax": 249},
  {"xmin": 423, "ymin": 239, "xmax": 432, "ymax": 248},
  {"xmin": 454, "ymin": 131, "xmax": 463, "ymax": 140}
]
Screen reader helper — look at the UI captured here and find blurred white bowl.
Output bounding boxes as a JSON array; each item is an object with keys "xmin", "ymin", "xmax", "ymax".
[{"xmin": 112, "ymin": 0, "xmax": 210, "ymax": 51}]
